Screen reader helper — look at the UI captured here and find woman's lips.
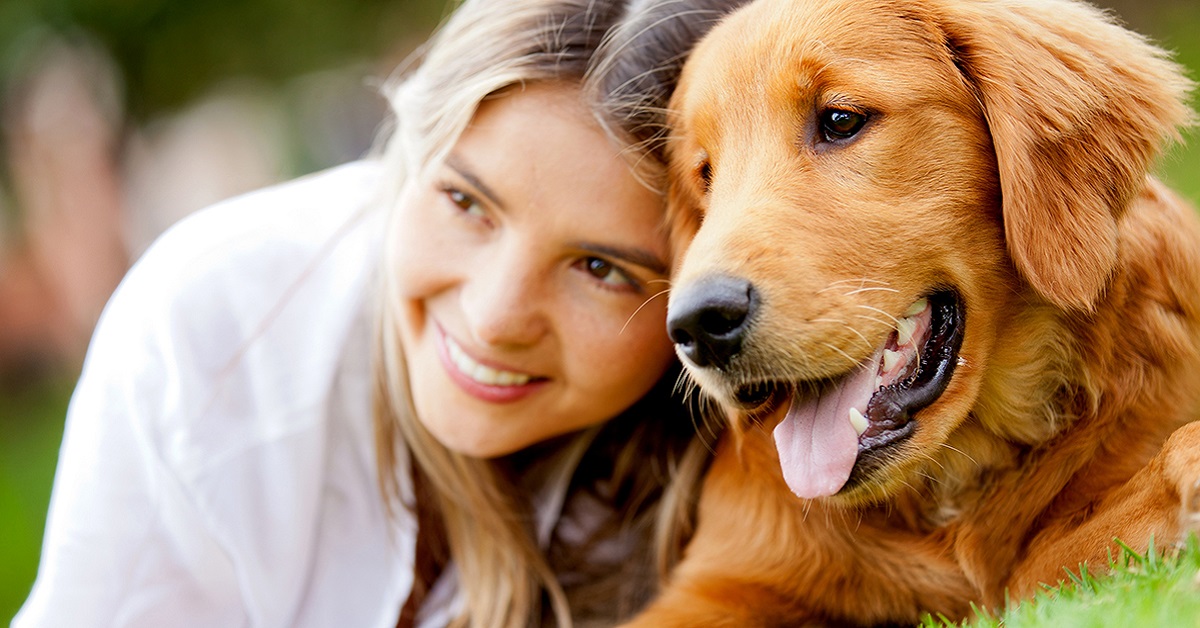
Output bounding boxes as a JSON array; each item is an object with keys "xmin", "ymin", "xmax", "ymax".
[{"xmin": 436, "ymin": 327, "xmax": 548, "ymax": 403}]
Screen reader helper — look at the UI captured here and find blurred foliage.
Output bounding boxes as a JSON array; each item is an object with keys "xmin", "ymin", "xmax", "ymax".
[
  {"xmin": 0, "ymin": 378, "xmax": 70, "ymax": 623},
  {"xmin": 0, "ymin": 0, "xmax": 445, "ymax": 120},
  {"xmin": 1153, "ymin": 3, "xmax": 1200, "ymax": 207}
]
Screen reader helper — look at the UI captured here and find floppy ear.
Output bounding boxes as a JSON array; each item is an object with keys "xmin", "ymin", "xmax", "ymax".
[{"xmin": 935, "ymin": 0, "xmax": 1193, "ymax": 311}]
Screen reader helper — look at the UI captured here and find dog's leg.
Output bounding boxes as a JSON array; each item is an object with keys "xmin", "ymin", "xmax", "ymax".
[
  {"xmin": 620, "ymin": 576, "xmax": 822, "ymax": 628},
  {"xmin": 619, "ymin": 434, "xmax": 827, "ymax": 628},
  {"xmin": 1165, "ymin": 422, "xmax": 1200, "ymax": 535},
  {"xmin": 1005, "ymin": 421, "xmax": 1200, "ymax": 598},
  {"xmin": 625, "ymin": 429, "xmax": 979, "ymax": 626}
]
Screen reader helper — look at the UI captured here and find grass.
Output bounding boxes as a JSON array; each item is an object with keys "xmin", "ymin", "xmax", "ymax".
[
  {"xmin": 0, "ymin": 376, "xmax": 72, "ymax": 624},
  {"xmin": 922, "ymin": 537, "xmax": 1200, "ymax": 628}
]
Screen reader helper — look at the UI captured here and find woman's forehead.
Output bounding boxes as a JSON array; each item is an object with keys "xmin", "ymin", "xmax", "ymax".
[{"xmin": 450, "ymin": 84, "xmax": 667, "ymax": 241}]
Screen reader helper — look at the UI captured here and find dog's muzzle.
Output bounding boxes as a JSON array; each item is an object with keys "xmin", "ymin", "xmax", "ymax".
[{"xmin": 667, "ymin": 275, "xmax": 758, "ymax": 368}]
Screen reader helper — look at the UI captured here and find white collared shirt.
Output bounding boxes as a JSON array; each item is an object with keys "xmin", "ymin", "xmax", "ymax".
[{"xmin": 14, "ymin": 160, "xmax": 585, "ymax": 627}]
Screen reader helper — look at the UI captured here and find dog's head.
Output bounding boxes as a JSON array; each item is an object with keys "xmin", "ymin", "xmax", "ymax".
[{"xmin": 665, "ymin": 0, "xmax": 1191, "ymax": 504}]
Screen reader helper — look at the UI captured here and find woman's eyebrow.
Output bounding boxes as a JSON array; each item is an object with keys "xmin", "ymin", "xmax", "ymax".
[
  {"xmin": 574, "ymin": 242, "xmax": 668, "ymax": 275},
  {"xmin": 445, "ymin": 154, "xmax": 504, "ymax": 209}
]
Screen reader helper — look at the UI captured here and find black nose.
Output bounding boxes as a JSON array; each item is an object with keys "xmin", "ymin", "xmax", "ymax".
[{"xmin": 667, "ymin": 275, "xmax": 757, "ymax": 368}]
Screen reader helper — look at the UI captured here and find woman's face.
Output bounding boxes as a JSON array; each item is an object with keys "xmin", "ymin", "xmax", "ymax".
[{"xmin": 391, "ymin": 83, "xmax": 676, "ymax": 458}]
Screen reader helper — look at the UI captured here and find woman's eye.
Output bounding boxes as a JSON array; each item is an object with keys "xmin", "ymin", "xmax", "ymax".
[
  {"xmin": 445, "ymin": 187, "xmax": 486, "ymax": 218},
  {"xmin": 819, "ymin": 109, "xmax": 868, "ymax": 142},
  {"xmin": 579, "ymin": 257, "xmax": 634, "ymax": 288}
]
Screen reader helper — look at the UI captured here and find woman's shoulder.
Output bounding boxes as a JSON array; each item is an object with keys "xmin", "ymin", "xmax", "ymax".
[
  {"xmin": 80, "ymin": 159, "xmax": 389, "ymax": 473},
  {"xmin": 137, "ymin": 159, "xmax": 385, "ymax": 287},
  {"xmin": 111, "ymin": 159, "xmax": 385, "ymax": 335},
  {"xmin": 32, "ymin": 161, "xmax": 416, "ymax": 625}
]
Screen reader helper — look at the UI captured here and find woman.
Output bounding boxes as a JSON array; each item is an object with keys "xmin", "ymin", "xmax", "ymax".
[{"xmin": 14, "ymin": 0, "xmax": 744, "ymax": 626}]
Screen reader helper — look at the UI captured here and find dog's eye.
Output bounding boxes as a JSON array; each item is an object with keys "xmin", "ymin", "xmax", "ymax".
[
  {"xmin": 698, "ymin": 160, "xmax": 713, "ymax": 190},
  {"xmin": 819, "ymin": 109, "xmax": 867, "ymax": 141}
]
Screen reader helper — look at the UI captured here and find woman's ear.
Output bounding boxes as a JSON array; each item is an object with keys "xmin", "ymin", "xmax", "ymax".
[{"xmin": 936, "ymin": 0, "xmax": 1193, "ymax": 311}]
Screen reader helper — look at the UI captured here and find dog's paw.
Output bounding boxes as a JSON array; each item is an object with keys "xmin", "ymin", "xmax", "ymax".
[
  {"xmin": 1162, "ymin": 422, "xmax": 1200, "ymax": 540},
  {"xmin": 1182, "ymin": 477, "xmax": 1200, "ymax": 534}
]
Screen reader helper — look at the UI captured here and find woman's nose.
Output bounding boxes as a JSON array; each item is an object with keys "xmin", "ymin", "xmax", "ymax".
[{"xmin": 459, "ymin": 248, "xmax": 549, "ymax": 348}]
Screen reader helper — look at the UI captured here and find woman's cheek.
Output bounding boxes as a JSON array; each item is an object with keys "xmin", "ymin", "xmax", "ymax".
[
  {"xmin": 390, "ymin": 193, "xmax": 459, "ymax": 298},
  {"xmin": 586, "ymin": 299, "xmax": 675, "ymax": 394}
]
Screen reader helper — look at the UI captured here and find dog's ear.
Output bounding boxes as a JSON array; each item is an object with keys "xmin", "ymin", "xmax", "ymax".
[{"xmin": 936, "ymin": 0, "xmax": 1193, "ymax": 311}]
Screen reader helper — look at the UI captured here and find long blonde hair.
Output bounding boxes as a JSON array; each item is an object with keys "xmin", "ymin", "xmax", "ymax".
[{"xmin": 373, "ymin": 0, "xmax": 743, "ymax": 625}]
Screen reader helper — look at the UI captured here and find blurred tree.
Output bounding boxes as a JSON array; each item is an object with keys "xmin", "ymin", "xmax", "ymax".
[{"xmin": 0, "ymin": 0, "xmax": 445, "ymax": 121}]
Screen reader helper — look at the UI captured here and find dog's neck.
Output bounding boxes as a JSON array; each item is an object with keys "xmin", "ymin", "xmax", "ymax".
[{"xmin": 936, "ymin": 178, "xmax": 1200, "ymax": 601}]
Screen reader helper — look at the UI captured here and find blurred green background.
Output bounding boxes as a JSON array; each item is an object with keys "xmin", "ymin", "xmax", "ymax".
[
  {"xmin": 0, "ymin": 0, "xmax": 1198, "ymax": 623},
  {"xmin": 0, "ymin": 0, "xmax": 446, "ymax": 621}
]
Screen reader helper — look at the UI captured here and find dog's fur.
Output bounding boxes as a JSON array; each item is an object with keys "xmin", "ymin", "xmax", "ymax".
[{"xmin": 626, "ymin": 0, "xmax": 1200, "ymax": 624}]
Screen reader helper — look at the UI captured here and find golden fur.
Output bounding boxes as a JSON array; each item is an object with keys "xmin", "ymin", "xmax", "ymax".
[{"xmin": 625, "ymin": 0, "xmax": 1200, "ymax": 624}]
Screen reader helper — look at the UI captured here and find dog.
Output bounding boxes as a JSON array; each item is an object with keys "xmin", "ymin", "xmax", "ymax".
[{"xmin": 625, "ymin": 0, "xmax": 1200, "ymax": 624}]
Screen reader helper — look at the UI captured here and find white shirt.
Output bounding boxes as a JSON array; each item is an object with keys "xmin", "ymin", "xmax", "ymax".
[{"xmin": 14, "ymin": 160, "xmax": 587, "ymax": 627}]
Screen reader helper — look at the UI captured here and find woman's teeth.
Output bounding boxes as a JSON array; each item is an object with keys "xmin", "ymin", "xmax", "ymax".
[{"xmin": 446, "ymin": 336, "xmax": 532, "ymax": 386}]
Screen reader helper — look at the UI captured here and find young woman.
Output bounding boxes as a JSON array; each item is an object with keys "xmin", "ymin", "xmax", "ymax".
[{"xmin": 14, "ymin": 0, "xmax": 748, "ymax": 626}]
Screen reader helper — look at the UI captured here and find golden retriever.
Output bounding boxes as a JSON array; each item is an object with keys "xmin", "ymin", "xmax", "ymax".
[{"xmin": 627, "ymin": 0, "xmax": 1200, "ymax": 624}]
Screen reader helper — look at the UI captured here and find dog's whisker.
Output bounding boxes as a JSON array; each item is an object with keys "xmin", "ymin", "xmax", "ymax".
[
  {"xmin": 843, "ymin": 286, "xmax": 901, "ymax": 296},
  {"xmin": 856, "ymin": 304, "xmax": 902, "ymax": 327},
  {"xmin": 924, "ymin": 454, "xmax": 946, "ymax": 474},
  {"xmin": 821, "ymin": 343, "xmax": 861, "ymax": 370},
  {"xmin": 671, "ymin": 368, "xmax": 691, "ymax": 397},
  {"xmin": 852, "ymin": 313, "xmax": 895, "ymax": 331},
  {"xmin": 620, "ymin": 288, "xmax": 672, "ymax": 335},
  {"xmin": 838, "ymin": 323, "xmax": 875, "ymax": 352},
  {"xmin": 938, "ymin": 442, "xmax": 980, "ymax": 468},
  {"xmin": 824, "ymin": 278, "xmax": 893, "ymax": 288},
  {"xmin": 914, "ymin": 470, "xmax": 947, "ymax": 495},
  {"xmin": 804, "ymin": 319, "xmax": 874, "ymax": 353},
  {"xmin": 913, "ymin": 451, "xmax": 946, "ymax": 474},
  {"xmin": 894, "ymin": 477, "xmax": 920, "ymax": 496}
]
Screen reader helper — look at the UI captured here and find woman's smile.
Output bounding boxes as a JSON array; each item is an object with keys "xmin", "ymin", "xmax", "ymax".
[{"xmin": 436, "ymin": 324, "xmax": 549, "ymax": 403}]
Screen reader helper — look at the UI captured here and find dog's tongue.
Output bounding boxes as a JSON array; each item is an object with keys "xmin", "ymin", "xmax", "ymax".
[{"xmin": 773, "ymin": 348, "xmax": 882, "ymax": 499}]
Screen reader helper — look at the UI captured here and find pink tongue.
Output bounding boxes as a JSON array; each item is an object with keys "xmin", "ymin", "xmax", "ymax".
[{"xmin": 773, "ymin": 348, "xmax": 883, "ymax": 499}]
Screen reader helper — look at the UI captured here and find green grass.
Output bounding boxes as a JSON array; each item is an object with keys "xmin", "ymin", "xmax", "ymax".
[
  {"xmin": 0, "ymin": 377, "xmax": 72, "ymax": 624},
  {"xmin": 922, "ymin": 537, "xmax": 1200, "ymax": 628}
]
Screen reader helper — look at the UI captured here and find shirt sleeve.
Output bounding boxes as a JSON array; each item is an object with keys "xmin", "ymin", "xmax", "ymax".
[
  {"xmin": 15, "ymin": 160, "xmax": 410, "ymax": 627},
  {"xmin": 13, "ymin": 225, "xmax": 250, "ymax": 627}
]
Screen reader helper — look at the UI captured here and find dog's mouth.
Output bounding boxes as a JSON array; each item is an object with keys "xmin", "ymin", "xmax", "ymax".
[{"xmin": 738, "ymin": 290, "xmax": 964, "ymax": 500}]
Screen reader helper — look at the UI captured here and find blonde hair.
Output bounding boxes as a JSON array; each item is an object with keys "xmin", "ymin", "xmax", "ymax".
[{"xmin": 371, "ymin": 0, "xmax": 720, "ymax": 626}]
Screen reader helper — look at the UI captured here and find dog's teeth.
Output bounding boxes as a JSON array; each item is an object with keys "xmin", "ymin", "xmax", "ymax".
[
  {"xmin": 882, "ymin": 349, "xmax": 903, "ymax": 372},
  {"xmin": 896, "ymin": 317, "xmax": 918, "ymax": 346},
  {"xmin": 849, "ymin": 407, "xmax": 869, "ymax": 436},
  {"xmin": 903, "ymin": 298, "xmax": 928, "ymax": 318}
]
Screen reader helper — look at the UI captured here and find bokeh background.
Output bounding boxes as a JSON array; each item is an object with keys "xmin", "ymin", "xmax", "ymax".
[{"xmin": 0, "ymin": 0, "xmax": 1198, "ymax": 621}]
